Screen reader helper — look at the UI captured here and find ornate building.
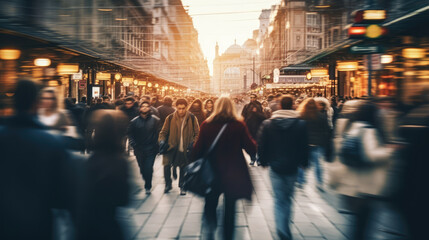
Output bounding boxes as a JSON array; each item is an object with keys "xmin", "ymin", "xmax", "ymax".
[{"xmin": 213, "ymin": 40, "xmax": 260, "ymax": 94}]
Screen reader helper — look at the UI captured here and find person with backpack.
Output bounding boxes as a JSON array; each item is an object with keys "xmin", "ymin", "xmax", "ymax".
[
  {"xmin": 329, "ymin": 100, "xmax": 398, "ymax": 240},
  {"xmin": 257, "ymin": 95, "xmax": 309, "ymax": 240}
]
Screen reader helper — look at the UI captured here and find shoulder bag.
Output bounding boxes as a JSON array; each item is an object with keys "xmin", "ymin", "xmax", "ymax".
[{"xmin": 183, "ymin": 123, "xmax": 228, "ymax": 197}]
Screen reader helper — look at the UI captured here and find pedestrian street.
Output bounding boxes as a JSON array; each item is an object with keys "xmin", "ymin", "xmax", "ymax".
[{"xmin": 116, "ymin": 153, "xmax": 403, "ymax": 240}]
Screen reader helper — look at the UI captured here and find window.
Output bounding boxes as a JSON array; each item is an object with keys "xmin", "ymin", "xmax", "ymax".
[
  {"xmin": 224, "ymin": 67, "xmax": 240, "ymax": 79},
  {"xmin": 306, "ymin": 13, "xmax": 321, "ymax": 33}
]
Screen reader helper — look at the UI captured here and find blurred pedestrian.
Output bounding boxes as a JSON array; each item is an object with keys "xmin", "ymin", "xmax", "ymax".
[
  {"xmin": 0, "ymin": 80, "xmax": 73, "ymax": 240},
  {"xmin": 120, "ymin": 97, "xmax": 139, "ymax": 123},
  {"xmin": 141, "ymin": 95, "xmax": 160, "ymax": 118},
  {"xmin": 158, "ymin": 98, "xmax": 199, "ymax": 195},
  {"xmin": 261, "ymin": 100, "xmax": 272, "ymax": 118},
  {"xmin": 38, "ymin": 88, "xmax": 73, "ymax": 133},
  {"xmin": 244, "ymin": 101, "xmax": 266, "ymax": 166},
  {"xmin": 101, "ymin": 96, "xmax": 114, "ymax": 109},
  {"xmin": 241, "ymin": 94, "xmax": 262, "ymax": 121},
  {"xmin": 296, "ymin": 98, "xmax": 330, "ymax": 190},
  {"xmin": 329, "ymin": 100, "xmax": 397, "ymax": 240},
  {"xmin": 157, "ymin": 96, "xmax": 175, "ymax": 126},
  {"xmin": 204, "ymin": 99, "xmax": 214, "ymax": 118},
  {"xmin": 257, "ymin": 95, "xmax": 309, "ymax": 240},
  {"xmin": 188, "ymin": 99, "xmax": 206, "ymax": 125},
  {"xmin": 314, "ymin": 97, "xmax": 334, "ymax": 129},
  {"xmin": 269, "ymin": 93, "xmax": 282, "ymax": 112},
  {"xmin": 151, "ymin": 95, "xmax": 162, "ymax": 108},
  {"xmin": 128, "ymin": 101, "xmax": 161, "ymax": 194},
  {"xmin": 77, "ymin": 110, "xmax": 129, "ymax": 240},
  {"xmin": 192, "ymin": 97, "xmax": 256, "ymax": 240},
  {"xmin": 397, "ymin": 90, "xmax": 429, "ymax": 240}
]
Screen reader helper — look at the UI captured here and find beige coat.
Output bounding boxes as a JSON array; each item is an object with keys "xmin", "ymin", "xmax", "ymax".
[
  {"xmin": 328, "ymin": 119, "xmax": 397, "ymax": 198},
  {"xmin": 158, "ymin": 111, "xmax": 199, "ymax": 167}
]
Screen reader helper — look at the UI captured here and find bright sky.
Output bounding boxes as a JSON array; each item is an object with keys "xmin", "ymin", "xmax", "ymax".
[{"xmin": 182, "ymin": 0, "xmax": 280, "ymax": 76}]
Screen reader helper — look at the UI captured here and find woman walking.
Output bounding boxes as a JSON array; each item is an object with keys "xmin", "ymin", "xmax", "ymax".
[
  {"xmin": 192, "ymin": 97, "xmax": 256, "ymax": 240},
  {"xmin": 38, "ymin": 88, "xmax": 73, "ymax": 133},
  {"xmin": 296, "ymin": 98, "xmax": 330, "ymax": 190}
]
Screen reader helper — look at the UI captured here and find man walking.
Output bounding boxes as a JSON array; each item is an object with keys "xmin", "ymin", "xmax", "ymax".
[
  {"xmin": 158, "ymin": 99, "xmax": 199, "ymax": 195},
  {"xmin": 157, "ymin": 96, "xmax": 175, "ymax": 126},
  {"xmin": 241, "ymin": 93, "xmax": 262, "ymax": 121},
  {"xmin": 257, "ymin": 95, "xmax": 309, "ymax": 240},
  {"xmin": 128, "ymin": 101, "xmax": 161, "ymax": 194}
]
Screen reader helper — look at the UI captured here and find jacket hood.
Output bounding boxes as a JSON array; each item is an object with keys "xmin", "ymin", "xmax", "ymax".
[{"xmin": 270, "ymin": 110, "xmax": 300, "ymax": 129}]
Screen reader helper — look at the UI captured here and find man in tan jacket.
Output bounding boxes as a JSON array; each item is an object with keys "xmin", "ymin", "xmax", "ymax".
[{"xmin": 159, "ymin": 98, "xmax": 199, "ymax": 195}]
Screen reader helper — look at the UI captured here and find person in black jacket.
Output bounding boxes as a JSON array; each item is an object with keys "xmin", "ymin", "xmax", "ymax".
[
  {"xmin": 0, "ymin": 80, "xmax": 73, "ymax": 240},
  {"xmin": 257, "ymin": 95, "xmax": 309, "ymax": 240},
  {"xmin": 120, "ymin": 97, "xmax": 139, "ymax": 123},
  {"xmin": 128, "ymin": 101, "xmax": 161, "ymax": 194},
  {"xmin": 157, "ymin": 96, "xmax": 175, "ymax": 126},
  {"xmin": 78, "ymin": 110, "xmax": 129, "ymax": 240}
]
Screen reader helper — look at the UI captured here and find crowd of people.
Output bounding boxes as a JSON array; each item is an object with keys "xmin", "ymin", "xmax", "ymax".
[{"xmin": 1, "ymin": 79, "xmax": 428, "ymax": 240}]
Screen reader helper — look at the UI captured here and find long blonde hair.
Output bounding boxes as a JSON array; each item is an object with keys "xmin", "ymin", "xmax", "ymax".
[{"xmin": 205, "ymin": 97, "xmax": 242, "ymax": 123}]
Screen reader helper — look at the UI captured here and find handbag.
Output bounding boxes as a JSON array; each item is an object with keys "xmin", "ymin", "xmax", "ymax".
[{"xmin": 183, "ymin": 123, "xmax": 228, "ymax": 197}]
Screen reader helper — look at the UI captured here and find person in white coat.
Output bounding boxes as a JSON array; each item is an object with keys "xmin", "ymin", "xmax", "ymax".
[{"xmin": 328, "ymin": 100, "xmax": 399, "ymax": 240}]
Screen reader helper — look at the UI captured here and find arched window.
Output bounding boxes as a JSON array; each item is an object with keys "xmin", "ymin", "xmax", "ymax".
[{"xmin": 224, "ymin": 67, "xmax": 240, "ymax": 79}]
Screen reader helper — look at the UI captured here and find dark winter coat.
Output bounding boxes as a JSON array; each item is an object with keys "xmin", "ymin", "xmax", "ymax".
[
  {"xmin": 127, "ymin": 113, "xmax": 161, "ymax": 152},
  {"xmin": 120, "ymin": 104, "xmax": 139, "ymax": 123},
  {"xmin": 157, "ymin": 104, "xmax": 175, "ymax": 125},
  {"xmin": 192, "ymin": 120, "xmax": 256, "ymax": 200},
  {"xmin": 0, "ymin": 114, "xmax": 72, "ymax": 240},
  {"xmin": 245, "ymin": 111, "xmax": 266, "ymax": 140},
  {"xmin": 77, "ymin": 151, "xmax": 129, "ymax": 240},
  {"xmin": 241, "ymin": 100, "xmax": 262, "ymax": 121},
  {"xmin": 189, "ymin": 108, "xmax": 206, "ymax": 126},
  {"xmin": 302, "ymin": 112, "xmax": 331, "ymax": 147},
  {"xmin": 257, "ymin": 110, "xmax": 309, "ymax": 175}
]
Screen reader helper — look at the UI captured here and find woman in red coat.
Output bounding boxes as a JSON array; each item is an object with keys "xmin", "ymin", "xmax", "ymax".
[{"xmin": 192, "ymin": 97, "xmax": 256, "ymax": 240}]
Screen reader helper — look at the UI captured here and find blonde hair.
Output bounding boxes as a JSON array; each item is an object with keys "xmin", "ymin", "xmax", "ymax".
[{"xmin": 205, "ymin": 97, "xmax": 242, "ymax": 123}]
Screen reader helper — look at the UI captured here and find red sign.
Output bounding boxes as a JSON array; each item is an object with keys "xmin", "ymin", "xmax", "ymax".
[{"xmin": 78, "ymin": 80, "xmax": 87, "ymax": 90}]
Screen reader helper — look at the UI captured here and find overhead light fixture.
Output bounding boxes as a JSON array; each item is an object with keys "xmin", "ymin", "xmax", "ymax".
[
  {"xmin": 0, "ymin": 49, "xmax": 21, "ymax": 60},
  {"xmin": 114, "ymin": 73, "xmax": 122, "ymax": 81},
  {"xmin": 337, "ymin": 61, "xmax": 358, "ymax": 71},
  {"xmin": 96, "ymin": 72, "xmax": 111, "ymax": 80},
  {"xmin": 98, "ymin": 8, "xmax": 113, "ymax": 12},
  {"xmin": 403, "ymin": 48, "xmax": 426, "ymax": 59},
  {"xmin": 57, "ymin": 63, "xmax": 79, "ymax": 74},
  {"xmin": 147, "ymin": 82, "xmax": 152, "ymax": 88},
  {"xmin": 115, "ymin": 18, "xmax": 127, "ymax": 21},
  {"xmin": 34, "ymin": 58, "xmax": 51, "ymax": 67},
  {"xmin": 381, "ymin": 55, "xmax": 393, "ymax": 64}
]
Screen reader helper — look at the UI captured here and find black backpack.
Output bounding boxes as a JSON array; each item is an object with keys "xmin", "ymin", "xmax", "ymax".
[{"xmin": 339, "ymin": 124, "xmax": 372, "ymax": 167}]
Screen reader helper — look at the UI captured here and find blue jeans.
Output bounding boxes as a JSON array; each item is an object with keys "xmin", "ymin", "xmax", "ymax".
[
  {"xmin": 270, "ymin": 169, "xmax": 297, "ymax": 240},
  {"xmin": 298, "ymin": 146, "xmax": 323, "ymax": 185}
]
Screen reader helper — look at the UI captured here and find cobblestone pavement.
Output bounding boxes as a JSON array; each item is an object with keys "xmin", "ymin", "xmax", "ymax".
[{"xmin": 117, "ymin": 154, "xmax": 408, "ymax": 240}]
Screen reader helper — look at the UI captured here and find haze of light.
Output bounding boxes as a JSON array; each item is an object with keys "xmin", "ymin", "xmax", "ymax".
[{"xmin": 182, "ymin": 0, "xmax": 280, "ymax": 76}]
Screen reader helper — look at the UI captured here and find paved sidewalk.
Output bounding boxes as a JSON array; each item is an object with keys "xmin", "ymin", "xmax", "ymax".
[{"xmin": 119, "ymin": 155, "xmax": 358, "ymax": 240}]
